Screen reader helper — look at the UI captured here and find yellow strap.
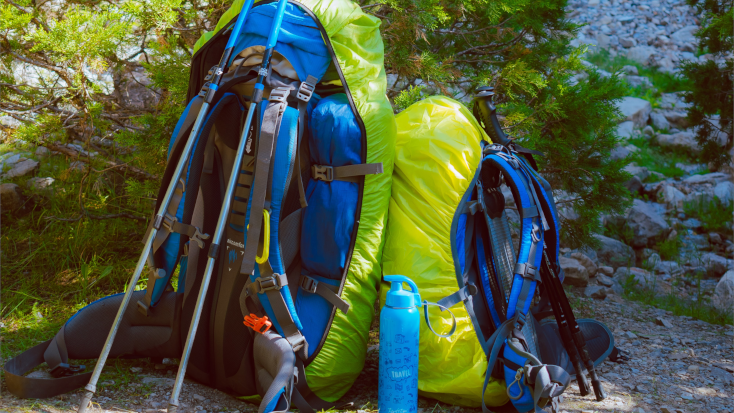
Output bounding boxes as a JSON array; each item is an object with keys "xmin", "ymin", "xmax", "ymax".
[{"xmin": 256, "ymin": 210, "xmax": 270, "ymax": 264}]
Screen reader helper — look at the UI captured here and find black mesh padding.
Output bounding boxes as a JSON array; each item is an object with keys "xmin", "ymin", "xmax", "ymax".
[
  {"xmin": 536, "ymin": 318, "xmax": 614, "ymax": 378},
  {"xmin": 64, "ymin": 291, "xmax": 181, "ymax": 360}
]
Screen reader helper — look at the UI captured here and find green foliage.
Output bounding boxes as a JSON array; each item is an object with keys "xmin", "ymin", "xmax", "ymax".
[
  {"xmin": 680, "ymin": 0, "xmax": 733, "ymax": 168},
  {"xmin": 627, "ymin": 136, "xmax": 697, "ymax": 179},
  {"xmin": 683, "ymin": 197, "xmax": 734, "ymax": 233},
  {"xmin": 393, "ymin": 85, "xmax": 426, "ymax": 112},
  {"xmin": 365, "ymin": 0, "xmax": 631, "ymax": 248},
  {"xmin": 584, "ymin": 49, "xmax": 692, "ymax": 94},
  {"xmin": 657, "ymin": 237, "xmax": 681, "ymax": 261}
]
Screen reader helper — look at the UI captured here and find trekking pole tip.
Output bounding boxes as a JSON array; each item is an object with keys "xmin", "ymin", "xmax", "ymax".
[
  {"xmin": 76, "ymin": 390, "xmax": 94, "ymax": 413},
  {"xmin": 167, "ymin": 401, "xmax": 179, "ymax": 413},
  {"xmin": 592, "ymin": 381, "xmax": 607, "ymax": 401}
]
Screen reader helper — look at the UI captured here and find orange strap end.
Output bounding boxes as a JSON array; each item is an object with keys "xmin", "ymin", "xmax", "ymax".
[{"xmin": 244, "ymin": 313, "xmax": 272, "ymax": 334}]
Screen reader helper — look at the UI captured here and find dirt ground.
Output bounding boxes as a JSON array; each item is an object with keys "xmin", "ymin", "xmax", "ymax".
[{"xmin": 1, "ymin": 295, "xmax": 731, "ymax": 413}]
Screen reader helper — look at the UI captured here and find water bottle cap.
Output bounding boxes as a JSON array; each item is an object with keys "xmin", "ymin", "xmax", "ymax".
[{"xmin": 384, "ymin": 275, "xmax": 421, "ymax": 308}]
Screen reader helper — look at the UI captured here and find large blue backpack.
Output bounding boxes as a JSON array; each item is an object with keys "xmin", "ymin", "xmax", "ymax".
[{"xmin": 4, "ymin": 2, "xmax": 395, "ymax": 412}]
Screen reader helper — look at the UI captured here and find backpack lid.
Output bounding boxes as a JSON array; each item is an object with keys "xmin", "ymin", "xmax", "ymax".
[{"xmin": 384, "ymin": 275, "xmax": 421, "ymax": 308}]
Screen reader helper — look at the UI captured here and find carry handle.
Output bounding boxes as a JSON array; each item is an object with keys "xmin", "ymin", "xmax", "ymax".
[
  {"xmin": 247, "ymin": 209, "xmax": 271, "ymax": 264},
  {"xmin": 422, "ymin": 301, "xmax": 457, "ymax": 338},
  {"xmin": 384, "ymin": 274, "xmax": 421, "ymax": 306}
]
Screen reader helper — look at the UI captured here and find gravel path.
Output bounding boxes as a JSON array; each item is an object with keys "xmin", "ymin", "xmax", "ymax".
[{"xmin": 2, "ymin": 294, "xmax": 731, "ymax": 413}]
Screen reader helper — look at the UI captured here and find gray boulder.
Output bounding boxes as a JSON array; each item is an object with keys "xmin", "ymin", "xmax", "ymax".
[
  {"xmin": 650, "ymin": 111, "xmax": 671, "ymax": 131},
  {"xmin": 622, "ymin": 65, "xmax": 638, "ymax": 75},
  {"xmin": 610, "ymin": 144, "xmax": 632, "ymax": 161},
  {"xmin": 683, "ymin": 172, "xmax": 729, "ymax": 185},
  {"xmin": 26, "ymin": 177, "xmax": 55, "ymax": 195},
  {"xmin": 663, "ymin": 110, "xmax": 690, "ymax": 129},
  {"xmin": 596, "ymin": 273, "xmax": 614, "ymax": 287},
  {"xmin": 560, "ymin": 256, "xmax": 589, "ymax": 287},
  {"xmin": 670, "ymin": 25, "xmax": 699, "ymax": 44},
  {"xmin": 571, "ymin": 252, "xmax": 598, "ymax": 277},
  {"xmin": 35, "ymin": 146, "xmax": 50, "ymax": 158},
  {"xmin": 624, "ymin": 163, "xmax": 650, "ymax": 181},
  {"xmin": 626, "ymin": 46, "xmax": 657, "ymax": 65},
  {"xmin": 1, "ymin": 183, "xmax": 23, "ymax": 214},
  {"xmin": 585, "ymin": 285, "xmax": 612, "ymax": 299},
  {"xmin": 597, "ymin": 266, "xmax": 614, "ymax": 277},
  {"xmin": 713, "ymin": 270, "xmax": 734, "ymax": 316},
  {"xmin": 625, "ymin": 199, "xmax": 670, "ymax": 247},
  {"xmin": 700, "ymin": 253, "xmax": 732, "ymax": 278},
  {"xmin": 626, "ymin": 75, "xmax": 652, "ymax": 88},
  {"xmin": 656, "ymin": 130, "xmax": 698, "ymax": 153},
  {"xmin": 3, "ymin": 159, "xmax": 39, "ymax": 179},
  {"xmin": 654, "ymin": 260, "xmax": 683, "ymax": 276},
  {"xmin": 657, "ymin": 184, "xmax": 685, "ymax": 209},
  {"xmin": 617, "ymin": 97, "xmax": 652, "ymax": 128},
  {"xmin": 594, "ymin": 234, "xmax": 635, "ymax": 268},
  {"xmin": 713, "ymin": 181, "xmax": 734, "ymax": 205},
  {"xmin": 616, "ymin": 121, "xmax": 635, "ymax": 139}
]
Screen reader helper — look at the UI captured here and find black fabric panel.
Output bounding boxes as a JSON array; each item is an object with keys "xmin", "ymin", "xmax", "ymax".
[
  {"xmin": 537, "ymin": 319, "xmax": 614, "ymax": 378},
  {"xmin": 64, "ymin": 291, "xmax": 179, "ymax": 360},
  {"xmin": 187, "ymin": 31, "xmax": 229, "ymax": 101}
]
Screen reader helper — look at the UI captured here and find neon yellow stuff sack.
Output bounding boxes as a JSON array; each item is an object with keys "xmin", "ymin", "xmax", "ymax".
[{"xmin": 382, "ymin": 96, "xmax": 508, "ymax": 407}]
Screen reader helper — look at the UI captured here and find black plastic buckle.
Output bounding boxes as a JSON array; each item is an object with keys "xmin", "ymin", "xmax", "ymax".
[
  {"xmin": 256, "ymin": 275, "xmax": 281, "ymax": 293},
  {"xmin": 300, "ymin": 276, "xmax": 319, "ymax": 294},
  {"xmin": 312, "ymin": 165, "xmax": 333, "ymax": 182},
  {"xmin": 49, "ymin": 363, "xmax": 86, "ymax": 378}
]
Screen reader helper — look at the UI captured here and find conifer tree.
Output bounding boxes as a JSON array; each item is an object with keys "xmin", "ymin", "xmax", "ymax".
[
  {"xmin": 1, "ymin": 0, "xmax": 631, "ymax": 248},
  {"xmin": 680, "ymin": 0, "xmax": 732, "ymax": 169}
]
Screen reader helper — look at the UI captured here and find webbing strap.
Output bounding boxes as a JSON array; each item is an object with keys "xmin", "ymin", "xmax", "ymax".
[
  {"xmin": 152, "ymin": 178, "xmax": 187, "ymax": 252},
  {"xmin": 293, "ymin": 75, "xmax": 317, "ymax": 208},
  {"xmin": 311, "ymin": 163, "xmax": 384, "ymax": 182},
  {"xmin": 3, "ymin": 339, "xmax": 91, "ymax": 399},
  {"xmin": 299, "ymin": 276, "xmax": 350, "ymax": 314},
  {"xmin": 240, "ymin": 89, "xmax": 288, "ymax": 276},
  {"xmin": 436, "ymin": 284, "xmax": 478, "ymax": 310},
  {"xmin": 481, "ymin": 318, "xmax": 516, "ymax": 413}
]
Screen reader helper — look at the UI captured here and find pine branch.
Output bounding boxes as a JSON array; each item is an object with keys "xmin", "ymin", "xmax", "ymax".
[{"xmin": 45, "ymin": 142, "xmax": 158, "ymax": 181}]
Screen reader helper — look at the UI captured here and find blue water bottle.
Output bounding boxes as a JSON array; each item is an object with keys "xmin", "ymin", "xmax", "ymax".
[{"xmin": 379, "ymin": 275, "xmax": 421, "ymax": 413}]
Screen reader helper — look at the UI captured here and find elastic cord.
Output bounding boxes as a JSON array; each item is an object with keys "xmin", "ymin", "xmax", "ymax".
[{"xmin": 422, "ymin": 301, "xmax": 457, "ymax": 338}]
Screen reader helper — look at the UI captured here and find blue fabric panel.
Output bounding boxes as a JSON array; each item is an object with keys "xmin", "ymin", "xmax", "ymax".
[
  {"xmin": 503, "ymin": 342, "xmax": 535, "ymax": 412},
  {"xmin": 244, "ymin": 101, "xmax": 302, "ymax": 332},
  {"xmin": 476, "ymin": 235, "xmax": 502, "ymax": 328},
  {"xmin": 263, "ymin": 387, "xmax": 286, "ymax": 413},
  {"xmin": 177, "ymin": 254, "xmax": 188, "ymax": 294},
  {"xmin": 154, "ymin": 94, "xmax": 242, "ymax": 306},
  {"xmin": 456, "ymin": 214, "xmax": 467, "ymax": 274},
  {"xmin": 295, "ymin": 275, "xmax": 340, "ymax": 358},
  {"xmin": 300, "ymin": 94, "xmax": 361, "ymax": 280},
  {"xmin": 229, "ymin": 3, "xmax": 330, "ymax": 82},
  {"xmin": 167, "ymin": 97, "xmax": 199, "ymax": 158}
]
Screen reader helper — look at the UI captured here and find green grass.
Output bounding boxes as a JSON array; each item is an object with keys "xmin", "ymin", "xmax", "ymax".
[
  {"xmin": 683, "ymin": 197, "xmax": 734, "ymax": 233},
  {"xmin": 620, "ymin": 273, "xmax": 733, "ymax": 326},
  {"xmin": 585, "ymin": 49, "xmax": 692, "ymax": 95},
  {"xmin": 657, "ymin": 237, "xmax": 681, "ymax": 261},
  {"xmin": 627, "ymin": 136, "xmax": 703, "ymax": 179}
]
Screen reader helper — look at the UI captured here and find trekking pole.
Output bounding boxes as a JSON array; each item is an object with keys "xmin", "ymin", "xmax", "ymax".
[
  {"xmin": 74, "ymin": 2, "xmax": 256, "ymax": 413},
  {"xmin": 543, "ymin": 250, "xmax": 607, "ymax": 401},
  {"xmin": 166, "ymin": 1, "xmax": 289, "ymax": 411},
  {"xmin": 540, "ymin": 251, "xmax": 590, "ymax": 397}
]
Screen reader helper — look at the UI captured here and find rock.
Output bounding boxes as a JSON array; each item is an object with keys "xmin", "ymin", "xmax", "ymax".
[
  {"xmin": 650, "ymin": 111, "xmax": 671, "ymax": 131},
  {"xmin": 655, "ymin": 317, "xmax": 674, "ymax": 328},
  {"xmin": 3, "ymin": 159, "xmax": 39, "ymax": 179},
  {"xmin": 626, "ymin": 46, "xmax": 657, "ymax": 65},
  {"xmin": 193, "ymin": 394, "xmax": 206, "ymax": 401},
  {"xmin": 585, "ymin": 285, "xmax": 611, "ymax": 299},
  {"xmin": 671, "ymin": 25, "xmax": 699, "ymax": 44},
  {"xmin": 654, "ymin": 261, "xmax": 683, "ymax": 276},
  {"xmin": 709, "ymin": 232, "xmax": 723, "ymax": 244},
  {"xmin": 560, "ymin": 256, "xmax": 589, "ymax": 287},
  {"xmin": 26, "ymin": 370, "xmax": 54, "ymax": 379},
  {"xmin": 616, "ymin": 97, "xmax": 652, "ymax": 128},
  {"xmin": 130, "ymin": 367, "xmax": 143, "ymax": 373},
  {"xmin": 625, "ymin": 199, "xmax": 669, "ymax": 247},
  {"xmin": 713, "ymin": 181, "xmax": 734, "ymax": 205},
  {"xmin": 663, "ymin": 110, "xmax": 690, "ymax": 129},
  {"xmin": 620, "ymin": 37, "xmax": 637, "ymax": 48},
  {"xmin": 683, "ymin": 172, "xmax": 729, "ymax": 185},
  {"xmin": 656, "ymin": 130, "xmax": 698, "ymax": 153},
  {"xmin": 700, "ymin": 253, "xmax": 731, "ymax": 278},
  {"xmin": 141, "ymin": 377, "xmax": 175, "ymax": 387},
  {"xmin": 616, "ymin": 121, "xmax": 635, "ymax": 139},
  {"xmin": 642, "ymin": 125, "xmax": 654, "ymax": 136},
  {"xmin": 610, "ymin": 144, "xmax": 632, "ymax": 160},
  {"xmin": 657, "ymin": 184, "xmax": 685, "ymax": 209},
  {"xmin": 594, "ymin": 234, "xmax": 636, "ymax": 269},
  {"xmin": 69, "ymin": 161, "xmax": 87, "ymax": 173},
  {"xmin": 35, "ymin": 146, "xmax": 50, "ymax": 158},
  {"xmin": 681, "ymin": 217, "xmax": 702, "ymax": 229},
  {"xmin": 570, "ymin": 252, "xmax": 598, "ymax": 277},
  {"xmin": 622, "ymin": 65, "xmax": 638, "ymax": 75},
  {"xmin": 597, "ymin": 266, "xmax": 613, "ymax": 277},
  {"xmin": 117, "ymin": 66, "xmax": 159, "ymax": 110},
  {"xmin": 1, "ymin": 183, "xmax": 23, "ymax": 214},
  {"xmin": 624, "ymin": 163, "xmax": 650, "ymax": 182},
  {"xmin": 26, "ymin": 177, "xmax": 55, "ymax": 195},
  {"xmin": 626, "ymin": 75, "xmax": 652, "ymax": 88},
  {"xmin": 597, "ymin": 273, "xmax": 614, "ymax": 287},
  {"xmin": 624, "ymin": 331, "xmax": 638, "ymax": 339}
]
